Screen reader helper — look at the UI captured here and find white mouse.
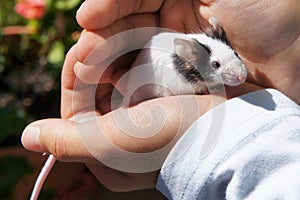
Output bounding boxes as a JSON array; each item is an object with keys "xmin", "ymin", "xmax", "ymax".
[{"xmin": 122, "ymin": 17, "xmax": 247, "ymax": 106}]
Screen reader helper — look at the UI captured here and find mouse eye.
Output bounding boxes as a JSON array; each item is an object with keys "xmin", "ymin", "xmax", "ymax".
[{"xmin": 212, "ymin": 61, "xmax": 221, "ymax": 69}]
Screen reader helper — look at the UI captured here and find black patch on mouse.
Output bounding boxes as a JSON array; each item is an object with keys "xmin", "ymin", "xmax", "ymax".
[
  {"xmin": 205, "ymin": 26, "xmax": 243, "ymax": 61},
  {"xmin": 172, "ymin": 53, "xmax": 204, "ymax": 83},
  {"xmin": 234, "ymin": 51, "xmax": 241, "ymax": 60},
  {"xmin": 205, "ymin": 26, "xmax": 232, "ymax": 48},
  {"xmin": 172, "ymin": 38, "xmax": 213, "ymax": 84}
]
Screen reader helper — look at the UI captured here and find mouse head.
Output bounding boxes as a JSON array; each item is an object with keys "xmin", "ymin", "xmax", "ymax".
[{"xmin": 172, "ymin": 36, "xmax": 247, "ymax": 87}]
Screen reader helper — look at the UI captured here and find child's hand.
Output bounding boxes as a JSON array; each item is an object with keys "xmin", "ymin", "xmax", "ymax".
[{"xmin": 22, "ymin": 0, "xmax": 299, "ymax": 192}]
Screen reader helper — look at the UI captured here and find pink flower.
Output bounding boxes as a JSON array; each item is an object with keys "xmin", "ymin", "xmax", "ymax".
[{"xmin": 14, "ymin": 0, "xmax": 46, "ymax": 20}]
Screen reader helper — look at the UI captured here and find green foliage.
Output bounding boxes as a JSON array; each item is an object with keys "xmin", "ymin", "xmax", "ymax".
[
  {"xmin": 0, "ymin": 1, "xmax": 27, "ymax": 26},
  {"xmin": 0, "ymin": 156, "xmax": 34, "ymax": 199},
  {"xmin": 47, "ymin": 40, "xmax": 65, "ymax": 65},
  {"xmin": 53, "ymin": 0, "xmax": 82, "ymax": 11},
  {"xmin": 0, "ymin": 0, "xmax": 81, "ymax": 146}
]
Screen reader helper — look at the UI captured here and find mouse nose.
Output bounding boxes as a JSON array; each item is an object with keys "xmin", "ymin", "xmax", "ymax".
[{"xmin": 237, "ymin": 73, "xmax": 247, "ymax": 83}]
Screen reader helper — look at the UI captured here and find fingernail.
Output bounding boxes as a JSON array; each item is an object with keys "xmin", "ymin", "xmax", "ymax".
[{"xmin": 21, "ymin": 126, "xmax": 44, "ymax": 152}]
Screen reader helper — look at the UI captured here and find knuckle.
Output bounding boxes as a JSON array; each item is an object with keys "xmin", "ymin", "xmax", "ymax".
[{"xmin": 52, "ymin": 131, "xmax": 70, "ymax": 162}]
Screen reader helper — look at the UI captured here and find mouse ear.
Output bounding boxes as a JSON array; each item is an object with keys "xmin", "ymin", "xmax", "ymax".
[
  {"xmin": 174, "ymin": 38, "xmax": 197, "ymax": 63},
  {"xmin": 173, "ymin": 38, "xmax": 211, "ymax": 65}
]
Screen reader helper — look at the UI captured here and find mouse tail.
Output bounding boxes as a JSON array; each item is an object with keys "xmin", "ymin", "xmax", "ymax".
[{"xmin": 30, "ymin": 154, "xmax": 56, "ymax": 200}]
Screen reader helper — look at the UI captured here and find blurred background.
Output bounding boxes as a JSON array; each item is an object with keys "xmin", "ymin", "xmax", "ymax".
[{"xmin": 0, "ymin": 0, "xmax": 165, "ymax": 199}]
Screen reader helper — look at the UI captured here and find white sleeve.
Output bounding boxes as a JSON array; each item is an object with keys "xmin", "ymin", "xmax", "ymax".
[{"xmin": 156, "ymin": 89, "xmax": 300, "ymax": 200}]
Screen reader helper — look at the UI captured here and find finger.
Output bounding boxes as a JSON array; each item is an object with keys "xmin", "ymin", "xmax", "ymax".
[
  {"xmin": 75, "ymin": 13, "xmax": 160, "ymax": 63},
  {"xmin": 22, "ymin": 95, "xmax": 223, "ymax": 168},
  {"xmin": 86, "ymin": 163, "xmax": 158, "ymax": 192},
  {"xmin": 159, "ymin": 0, "xmax": 206, "ymax": 33},
  {"xmin": 76, "ymin": 0, "xmax": 163, "ymax": 30},
  {"xmin": 73, "ymin": 53, "xmax": 130, "ymax": 85},
  {"xmin": 65, "ymin": 51, "xmax": 136, "ymax": 117},
  {"xmin": 61, "ymin": 45, "xmax": 104, "ymax": 118},
  {"xmin": 62, "ymin": 43, "xmax": 108, "ymax": 118},
  {"xmin": 61, "ymin": 45, "xmax": 77, "ymax": 91},
  {"xmin": 61, "ymin": 46, "xmax": 79, "ymax": 118},
  {"xmin": 73, "ymin": 14, "xmax": 161, "ymax": 85},
  {"xmin": 63, "ymin": 13, "xmax": 159, "ymax": 89},
  {"xmin": 21, "ymin": 118, "xmax": 95, "ymax": 163}
]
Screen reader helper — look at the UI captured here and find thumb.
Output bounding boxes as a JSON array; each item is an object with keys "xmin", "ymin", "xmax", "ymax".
[{"xmin": 21, "ymin": 119, "xmax": 92, "ymax": 162}]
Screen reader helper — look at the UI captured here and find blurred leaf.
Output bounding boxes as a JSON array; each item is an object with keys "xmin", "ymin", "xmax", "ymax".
[
  {"xmin": 47, "ymin": 40, "xmax": 65, "ymax": 65},
  {"xmin": 27, "ymin": 20, "xmax": 41, "ymax": 32},
  {"xmin": 54, "ymin": 0, "xmax": 81, "ymax": 11},
  {"xmin": 0, "ymin": 156, "xmax": 34, "ymax": 199}
]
